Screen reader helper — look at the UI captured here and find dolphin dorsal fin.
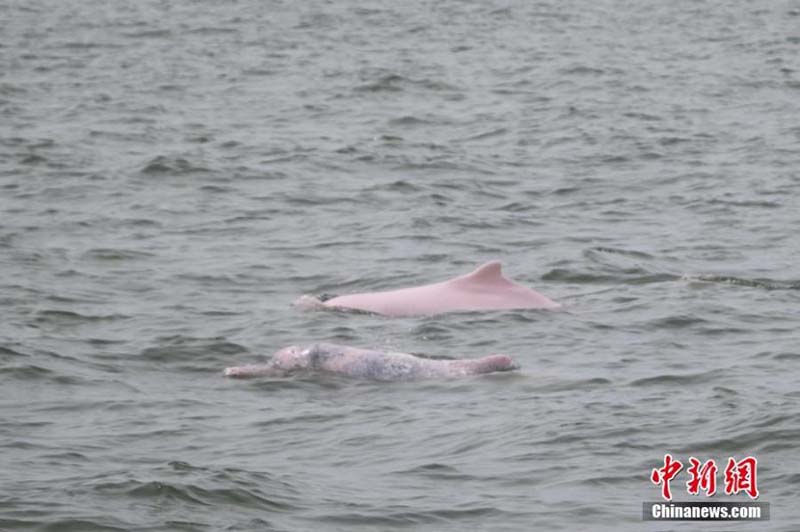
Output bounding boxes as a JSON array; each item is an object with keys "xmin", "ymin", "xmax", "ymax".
[{"xmin": 461, "ymin": 260, "xmax": 505, "ymax": 284}]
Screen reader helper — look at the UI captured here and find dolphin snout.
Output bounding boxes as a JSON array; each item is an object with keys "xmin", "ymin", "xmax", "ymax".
[{"xmin": 224, "ymin": 364, "xmax": 274, "ymax": 378}]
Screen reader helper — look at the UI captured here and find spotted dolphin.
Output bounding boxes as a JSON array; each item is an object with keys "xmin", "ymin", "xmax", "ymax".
[{"xmin": 224, "ymin": 343, "xmax": 519, "ymax": 381}]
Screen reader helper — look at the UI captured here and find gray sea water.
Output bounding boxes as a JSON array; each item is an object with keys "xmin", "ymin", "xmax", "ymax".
[{"xmin": 2, "ymin": 0, "xmax": 799, "ymax": 530}]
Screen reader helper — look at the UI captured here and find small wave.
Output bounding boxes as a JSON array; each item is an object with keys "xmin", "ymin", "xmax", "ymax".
[
  {"xmin": 623, "ymin": 112, "xmax": 662, "ymax": 121},
  {"xmin": 40, "ymin": 451, "xmax": 89, "ymax": 461},
  {"xmin": 83, "ymin": 248, "xmax": 155, "ymax": 261},
  {"xmin": 355, "ymin": 74, "xmax": 406, "ymax": 93},
  {"xmin": 185, "ymin": 26, "xmax": 238, "ymax": 35},
  {"xmin": 328, "ymin": 326, "xmax": 360, "ymax": 342},
  {"xmin": 0, "ymin": 364, "xmax": 52, "ymax": 379},
  {"xmin": 520, "ymin": 377, "xmax": 612, "ymax": 393},
  {"xmin": 706, "ymin": 198, "xmax": 781, "ymax": 208},
  {"xmin": 365, "ymin": 180, "xmax": 423, "ymax": 193},
  {"xmin": 313, "ymin": 505, "xmax": 503, "ymax": 527},
  {"xmin": 459, "ymin": 127, "xmax": 508, "ymax": 142},
  {"xmin": 38, "ymin": 519, "xmax": 129, "ymax": 532},
  {"xmin": 274, "ymin": 192, "xmax": 361, "ymax": 207},
  {"xmin": 173, "ymin": 272, "xmax": 253, "ymax": 285},
  {"xmin": 140, "ymin": 155, "xmax": 210, "ymax": 176},
  {"xmin": 20, "ymin": 153, "xmax": 47, "ymax": 165},
  {"xmin": 0, "ymin": 364, "xmax": 83, "ymax": 385},
  {"xmin": 582, "ymin": 473, "xmax": 645, "ymax": 486},
  {"xmin": 645, "ymin": 314, "xmax": 708, "ymax": 329},
  {"xmin": 191, "ymin": 182, "xmax": 229, "ymax": 192},
  {"xmin": 35, "ymin": 309, "xmax": 129, "ymax": 324},
  {"xmin": 411, "ymin": 323, "xmax": 453, "ymax": 341},
  {"xmin": 387, "ymin": 115, "xmax": 431, "ymax": 126},
  {"xmin": 542, "ymin": 268, "xmax": 676, "ymax": 285},
  {"xmin": 629, "ymin": 371, "xmax": 716, "ymax": 387},
  {"xmin": 97, "ymin": 479, "xmax": 295, "ymax": 512},
  {"xmin": 0, "ymin": 345, "xmax": 27, "ymax": 358},
  {"xmin": 57, "ymin": 40, "xmax": 123, "ymax": 50},
  {"xmin": 252, "ymin": 412, "xmax": 349, "ymax": 428},
  {"xmin": 586, "ymin": 246, "xmax": 654, "ymax": 260},
  {"xmin": 774, "ymin": 353, "xmax": 800, "ymax": 361},
  {"xmin": 93, "ymin": 462, "xmax": 302, "ymax": 513},
  {"xmin": 125, "ymin": 218, "xmax": 162, "ymax": 227},
  {"xmin": 0, "ymin": 82, "xmax": 27, "ymax": 96},
  {"xmin": 122, "ymin": 29, "xmax": 172, "ymax": 38},
  {"xmin": 547, "ymin": 187, "xmax": 580, "ymax": 197},
  {"xmin": 600, "ymin": 154, "xmax": 629, "ymax": 164},
  {"xmin": 0, "ymin": 232, "xmax": 17, "ymax": 248},
  {"xmin": 496, "ymin": 201, "xmax": 536, "ymax": 212},
  {"xmin": 682, "ymin": 274, "xmax": 800, "ymax": 290},
  {"xmin": 139, "ymin": 336, "xmax": 248, "ymax": 362},
  {"xmin": 658, "ymin": 136, "xmax": 691, "ymax": 145},
  {"xmin": 355, "ymin": 73, "xmax": 460, "ymax": 94},
  {"xmin": 711, "ymin": 386, "xmax": 738, "ymax": 397},
  {"xmin": 676, "ymin": 427, "xmax": 800, "ymax": 454},
  {"xmin": 395, "ymin": 463, "xmax": 475, "ymax": 481},
  {"xmin": 560, "ymin": 65, "xmax": 606, "ymax": 75}
]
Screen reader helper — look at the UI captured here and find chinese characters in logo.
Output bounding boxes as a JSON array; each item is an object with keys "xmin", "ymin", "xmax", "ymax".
[
  {"xmin": 651, "ymin": 454, "xmax": 759, "ymax": 500},
  {"xmin": 724, "ymin": 456, "xmax": 759, "ymax": 499}
]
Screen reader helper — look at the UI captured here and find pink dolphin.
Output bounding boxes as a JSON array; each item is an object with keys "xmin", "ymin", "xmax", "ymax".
[
  {"xmin": 224, "ymin": 343, "xmax": 519, "ymax": 381},
  {"xmin": 295, "ymin": 260, "xmax": 559, "ymax": 317}
]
